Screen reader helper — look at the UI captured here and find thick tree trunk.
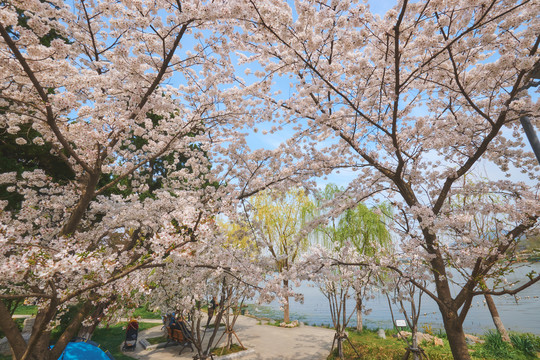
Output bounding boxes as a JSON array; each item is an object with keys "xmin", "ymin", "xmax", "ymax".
[
  {"xmin": 355, "ymin": 294, "xmax": 363, "ymax": 332},
  {"xmin": 0, "ymin": 301, "xmax": 27, "ymax": 360},
  {"xmin": 428, "ymin": 245, "xmax": 471, "ymax": 360},
  {"xmin": 77, "ymin": 319, "xmax": 100, "ymax": 340},
  {"xmin": 484, "ymin": 293, "xmax": 510, "ymax": 343},
  {"xmin": 0, "ymin": 300, "xmax": 92, "ymax": 360},
  {"xmin": 441, "ymin": 309, "xmax": 471, "ymax": 360},
  {"xmin": 283, "ymin": 279, "xmax": 290, "ymax": 323},
  {"xmin": 20, "ymin": 301, "xmax": 59, "ymax": 360}
]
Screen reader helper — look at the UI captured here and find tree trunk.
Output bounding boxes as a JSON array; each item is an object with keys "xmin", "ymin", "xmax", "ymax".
[
  {"xmin": 355, "ymin": 294, "xmax": 363, "ymax": 332},
  {"xmin": 337, "ymin": 333, "xmax": 344, "ymax": 359},
  {"xmin": 0, "ymin": 301, "xmax": 27, "ymax": 359},
  {"xmin": 428, "ymin": 249, "xmax": 471, "ymax": 360},
  {"xmin": 283, "ymin": 279, "xmax": 290, "ymax": 323},
  {"xmin": 411, "ymin": 324, "xmax": 419, "ymax": 360},
  {"xmin": 77, "ymin": 299, "xmax": 113, "ymax": 340},
  {"xmin": 61, "ymin": 171, "xmax": 100, "ymax": 236},
  {"xmin": 441, "ymin": 309, "xmax": 471, "ymax": 360},
  {"xmin": 0, "ymin": 300, "xmax": 92, "ymax": 360},
  {"xmin": 484, "ymin": 293, "xmax": 511, "ymax": 343}
]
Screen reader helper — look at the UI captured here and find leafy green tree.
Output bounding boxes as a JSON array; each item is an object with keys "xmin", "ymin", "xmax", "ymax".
[
  {"xmin": 315, "ymin": 184, "xmax": 391, "ymax": 332},
  {"xmin": 248, "ymin": 188, "xmax": 314, "ymax": 323}
]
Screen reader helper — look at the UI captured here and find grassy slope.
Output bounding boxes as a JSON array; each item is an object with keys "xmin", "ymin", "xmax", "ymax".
[
  {"xmin": 327, "ymin": 328, "xmax": 474, "ymax": 360},
  {"xmin": 326, "ymin": 328, "xmax": 540, "ymax": 360}
]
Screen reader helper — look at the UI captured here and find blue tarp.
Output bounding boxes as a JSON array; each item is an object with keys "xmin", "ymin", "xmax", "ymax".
[{"xmin": 56, "ymin": 341, "xmax": 114, "ymax": 360}]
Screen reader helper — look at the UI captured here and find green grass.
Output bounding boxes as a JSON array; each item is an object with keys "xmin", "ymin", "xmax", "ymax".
[
  {"xmin": 471, "ymin": 331, "xmax": 540, "ymax": 360},
  {"xmin": 12, "ymin": 305, "xmax": 37, "ymax": 316},
  {"xmin": 91, "ymin": 321, "xmax": 158, "ymax": 360},
  {"xmin": 146, "ymin": 335, "xmax": 168, "ymax": 345},
  {"xmin": 211, "ymin": 343, "xmax": 246, "ymax": 356},
  {"xmin": 325, "ymin": 328, "xmax": 540, "ymax": 360},
  {"xmin": 131, "ymin": 307, "xmax": 162, "ymax": 320},
  {"xmin": 326, "ymin": 328, "xmax": 454, "ymax": 360},
  {"xmin": 510, "ymin": 333, "xmax": 540, "ymax": 358}
]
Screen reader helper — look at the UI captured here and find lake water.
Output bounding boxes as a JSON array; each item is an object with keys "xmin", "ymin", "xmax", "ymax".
[{"xmin": 246, "ymin": 263, "xmax": 540, "ymax": 335}]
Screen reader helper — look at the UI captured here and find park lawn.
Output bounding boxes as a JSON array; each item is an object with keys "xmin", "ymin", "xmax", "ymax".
[
  {"xmin": 0, "ymin": 322, "xmax": 157, "ymax": 360},
  {"xmin": 12, "ymin": 305, "xmax": 37, "ymax": 316},
  {"xmin": 326, "ymin": 328, "xmax": 462, "ymax": 360},
  {"xmin": 91, "ymin": 321, "xmax": 157, "ymax": 360},
  {"xmin": 131, "ymin": 307, "xmax": 162, "ymax": 320},
  {"xmin": 326, "ymin": 328, "xmax": 540, "ymax": 360}
]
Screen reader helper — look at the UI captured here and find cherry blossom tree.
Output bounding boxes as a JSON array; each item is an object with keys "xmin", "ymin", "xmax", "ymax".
[
  {"xmin": 235, "ymin": 1, "xmax": 540, "ymax": 358},
  {"xmin": 0, "ymin": 1, "xmax": 266, "ymax": 358},
  {"xmin": 140, "ymin": 222, "xmax": 261, "ymax": 360},
  {"xmin": 312, "ymin": 244, "xmax": 374, "ymax": 359},
  {"xmin": 385, "ymin": 276, "xmax": 430, "ymax": 360},
  {"xmin": 445, "ymin": 175, "xmax": 515, "ymax": 343}
]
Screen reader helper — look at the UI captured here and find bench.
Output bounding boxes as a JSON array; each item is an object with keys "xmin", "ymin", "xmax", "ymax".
[{"xmin": 165, "ymin": 326, "xmax": 194, "ymax": 355}]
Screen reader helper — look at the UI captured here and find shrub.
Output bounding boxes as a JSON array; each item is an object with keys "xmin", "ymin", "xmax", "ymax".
[
  {"xmin": 510, "ymin": 333, "xmax": 539, "ymax": 358},
  {"xmin": 477, "ymin": 331, "xmax": 514, "ymax": 358},
  {"xmin": 473, "ymin": 331, "xmax": 540, "ymax": 360}
]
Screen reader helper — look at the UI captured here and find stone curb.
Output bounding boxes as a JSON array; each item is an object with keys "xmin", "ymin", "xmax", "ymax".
[{"xmin": 139, "ymin": 338, "xmax": 175, "ymax": 351}]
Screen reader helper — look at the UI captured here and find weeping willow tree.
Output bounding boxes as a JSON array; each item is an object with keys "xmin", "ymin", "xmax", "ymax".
[
  {"xmin": 315, "ymin": 184, "xmax": 392, "ymax": 332},
  {"xmin": 248, "ymin": 188, "xmax": 314, "ymax": 322}
]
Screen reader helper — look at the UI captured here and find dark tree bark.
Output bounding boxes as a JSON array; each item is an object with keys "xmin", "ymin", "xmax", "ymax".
[{"xmin": 440, "ymin": 308, "xmax": 471, "ymax": 360}]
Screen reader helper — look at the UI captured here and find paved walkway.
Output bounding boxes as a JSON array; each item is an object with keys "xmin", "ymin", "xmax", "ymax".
[{"xmin": 124, "ymin": 316, "xmax": 335, "ymax": 360}]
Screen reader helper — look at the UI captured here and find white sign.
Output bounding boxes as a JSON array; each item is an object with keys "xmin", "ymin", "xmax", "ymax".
[{"xmin": 395, "ymin": 320, "xmax": 407, "ymax": 327}]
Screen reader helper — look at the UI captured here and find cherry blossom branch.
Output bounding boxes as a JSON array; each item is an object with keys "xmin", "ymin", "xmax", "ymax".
[
  {"xmin": 0, "ymin": 293, "xmax": 54, "ymax": 300},
  {"xmin": 331, "ymin": 260, "xmax": 446, "ymax": 309},
  {"xmin": 60, "ymin": 258, "xmax": 154, "ymax": 303},
  {"xmin": 471, "ymin": 275, "xmax": 540, "ymax": 296},
  {"xmin": 0, "ymin": 22, "xmax": 94, "ymax": 175},
  {"xmin": 454, "ymin": 215, "xmax": 538, "ymax": 308},
  {"xmin": 390, "ymin": 0, "xmax": 408, "ymax": 179},
  {"xmin": 401, "ymin": 0, "xmax": 530, "ymax": 88},
  {"xmin": 95, "ymin": 117, "xmax": 202, "ymax": 196}
]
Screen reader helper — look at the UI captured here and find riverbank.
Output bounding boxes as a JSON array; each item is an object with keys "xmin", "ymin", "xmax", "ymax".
[{"xmin": 245, "ymin": 263, "xmax": 540, "ymax": 335}]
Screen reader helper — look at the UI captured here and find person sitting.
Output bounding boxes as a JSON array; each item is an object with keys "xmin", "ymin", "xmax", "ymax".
[
  {"xmin": 167, "ymin": 313, "xmax": 182, "ymax": 330},
  {"xmin": 206, "ymin": 296, "xmax": 218, "ymax": 326}
]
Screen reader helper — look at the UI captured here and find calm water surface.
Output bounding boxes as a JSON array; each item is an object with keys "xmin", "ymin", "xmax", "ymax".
[{"xmin": 247, "ymin": 263, "xmax": 540, "ymax": 335}]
